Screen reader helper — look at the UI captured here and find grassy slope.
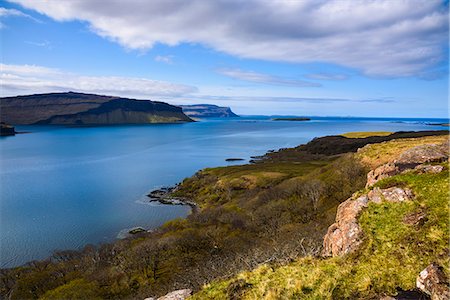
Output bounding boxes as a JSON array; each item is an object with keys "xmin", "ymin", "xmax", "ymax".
[
  {"xmin": 2, "ymin": 133, "xmax": 447, "ymax": 300},
  {"xmin": 356, "ymin": 135, "xmax": 448, "ymax": 169},
  {"xmin": 341, "ymin": 131, "xmax": 392, "ymax": 138},
  {"xmin": 192, "ymin": 136, "xmax": 449, "ymax": 300}
]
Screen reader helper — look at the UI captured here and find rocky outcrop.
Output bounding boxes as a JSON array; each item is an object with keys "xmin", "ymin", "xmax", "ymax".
[
  {"xmin": 366, "ymin": 143, "xmax": 448, "ymax": 187},
  {"xmin": 145, "ymin": 289, "xmax": 192, "ymax": 300},
  {"xmin": 322, "ymin": 187, "xmax": 414, "ymax": 257},
  {"xmin": 396, "ymin": 144, "xmax": 448, "ymax": 167},
  {"xmin": 322, "ymin": 194, "xmax": 369, "ymax": 257},
  {"xmin": 414, "ymin": 165, "xmax": 444, "ymax": 174},
  {"xmin": 416, "ymin": 263, "xmax": 450, "ymax": 300}
]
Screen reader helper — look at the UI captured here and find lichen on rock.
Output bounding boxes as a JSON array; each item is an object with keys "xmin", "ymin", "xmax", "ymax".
[{"xmin": 416, "ymin": 263, "xmax": 450, "ymax": 300}]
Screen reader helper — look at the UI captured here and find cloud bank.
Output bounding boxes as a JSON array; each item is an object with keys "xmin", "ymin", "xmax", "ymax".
[
  {"xmin": 0, "ymin": 63, "xmax": 197, "ymax": 99},
  {"xmin": 9, "ymin": 0, "xmax": 448, "ymax": 77}
]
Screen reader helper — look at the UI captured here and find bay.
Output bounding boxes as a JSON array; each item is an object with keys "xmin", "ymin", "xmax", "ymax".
[{"xmin": 0, "ymin": 116, "xmax": 447, "ymax": 267}]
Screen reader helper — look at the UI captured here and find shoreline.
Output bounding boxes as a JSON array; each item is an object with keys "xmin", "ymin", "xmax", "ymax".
[{"xmin": 146, "ymin": 186, "xmax": 198, "ymax": 212}]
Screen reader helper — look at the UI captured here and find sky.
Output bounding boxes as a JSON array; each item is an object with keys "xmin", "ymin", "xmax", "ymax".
[{"xmin": 0, "ymin": 0, "xmax": 448, "ymax": 117}]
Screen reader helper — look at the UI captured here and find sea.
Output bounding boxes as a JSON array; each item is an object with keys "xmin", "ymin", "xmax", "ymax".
[{"xmin": 0, "ymin": 116, "xmax": 448, "ymax": 267}]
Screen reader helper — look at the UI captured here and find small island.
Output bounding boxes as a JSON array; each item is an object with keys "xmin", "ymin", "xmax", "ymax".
[
  {"xmin": 225, "ymin": 158, "xmax": 245, "ymax": 162},
  {"xmin": 427, "ymin": 122, "xmax": 450, "ymax": 127},
  {"xmin": 272, "ymin": 117, "xmax": 311, "ymax": 121}
]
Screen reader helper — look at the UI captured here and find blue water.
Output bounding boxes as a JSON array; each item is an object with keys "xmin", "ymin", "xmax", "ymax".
[{"xmin": 0, "ymin": 116, "xmax": 448, "ymax": 267}]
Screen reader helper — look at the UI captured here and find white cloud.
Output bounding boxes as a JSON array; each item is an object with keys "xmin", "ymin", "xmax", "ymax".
[
  {"xmin": 9, "ymin": 0, "xmax": 449, "ymax": 77},
  {"xmin": 217, "ymin": 68, "xmax": 320, "ymax": 87},
  {"xmin": 25, "ymin": 40, "xmax": 52, "ymax": 49},
  {"xmin": 0, "ymin": 7, "xmax": 41, "ymax": 24},
  {"xmin": 154, "ymin": 55, "xmax": 173, "ymax": 64},
  {"xmin": 305, "ymin": 73, "xmax": 349, "ymax": 81},
  {"xmin": 0, "ymin": 63, "xmax": 197, "ymax": 99}
]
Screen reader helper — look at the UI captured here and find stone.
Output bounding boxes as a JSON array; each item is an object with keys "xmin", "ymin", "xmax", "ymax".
[
  {"xmin": 367, "ymin": 163, "xmax": 399, "ymax": 187},
  {"xmin": 366, "ymin": 143, "xmax": 448, "ymax": 187},
  {"xmin": 323, "ymin": 187, "xmax": 414, "ymax": 257},
  {"xmin": 414, "ymin": 164, "xmax": 444, "ymax": 174},
  {"xmin": 322, "ymin": 195, "xmax": 368, "ymax": 257},
  {"xmin": 403, "ymin": 210, "xmax": 428, "ymax": 227},
  {"xmin": 368, "ymin": 187, "xmax": 414, "ymax": 203},
  {"xmin": 157, "ymin": 289, "xmax": 192, "ymax": 300},
  {"xmin": 416, "ymin": 263, "xmax": 450, "ymax": 300},
  {"xmin": 396, "ymin": 144, "xmax": 448, "ymax": 167}
]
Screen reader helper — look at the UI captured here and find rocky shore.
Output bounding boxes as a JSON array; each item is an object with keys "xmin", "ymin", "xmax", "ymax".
[{"xmin": 147, "ymin": 186, "xmax": 197, "ymax": 211}]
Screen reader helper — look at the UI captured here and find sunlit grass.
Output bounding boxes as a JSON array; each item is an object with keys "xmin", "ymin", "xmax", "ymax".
[
  {"xmin": 341, "ymin": 131, "xmax": 392, "ymax": 138},
  {"xmin": 356, "ymin": 135, "xmax": 448, "ymax": 168},
  {"xmin": 191, "ymin": 168, "xmax": 449, "ymax": 299}
]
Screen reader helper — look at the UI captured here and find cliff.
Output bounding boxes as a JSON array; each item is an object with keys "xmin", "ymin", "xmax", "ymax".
[
  {"xmin": 0, "ymin": 92, "xmax": 193, "ymax": 125},
  {"xmin": 180, "ymin": 104, "xmax": 238, "ymax": 118}
]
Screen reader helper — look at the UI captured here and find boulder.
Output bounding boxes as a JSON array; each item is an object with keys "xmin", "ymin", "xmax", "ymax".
[
  {"xmin": 367, "ymin": 163, "xmax": 399, "ymax": 187},
  {"xmin": 416, "ymin": 263, "xmax": 450, "ymax": 300},
  {"xmin": 366, "ymin": 143, "xmax": 448, "ymax": 187},
  {"xmin": 414, "ymin": 165, "xmax": 444, "ymax": 174},
  {"xmin": 396, "ymin": 144, "xmax": 448, "ymax": 167},
  {"xmin": 322, "ymin": 195, "xmax": 368, "ymax": 257},
  {"xmin": 368, "ymin": 187, "xmax": 414, "ymax": 203},
  {"xmin": 323, "ymin": 187, "xmax": 414, "ymax": 257},
  {"xmin": 157, "ymin": 289, "xmax": 192, "ymax": 300}
]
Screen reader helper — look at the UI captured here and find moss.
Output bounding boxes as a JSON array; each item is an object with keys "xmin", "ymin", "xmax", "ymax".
[{"xmin": 39, "ymin": 279, "xmax": 102, "ymax": 300}]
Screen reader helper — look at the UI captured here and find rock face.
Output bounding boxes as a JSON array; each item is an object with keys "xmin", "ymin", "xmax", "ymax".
[
  {"xmin": 322, "ymin": 194, "xmax": 369, "ymax": 257},
  {"xmin": 322, "ymin": 187, "xmax": 414, "ymax": 257},
  {"xmin": 366, "ymin": 163, "xmax": 400, "ymax": 187},
  {"xmin": 414, "ymin": 164, "xmax": 444, "ymax": 174},
  {"xmin": 396, "ymin": 144, "xmax": 448, "ymax": 167},
  {"xmin": 180, "ymin": 104, "xmax": 238, "ymax": 118},
  {"xmin": 416, "ymin": 263, "xmax": 450, "ymax": 300},
  {"xmin": 145, "ymin": 289, "xmax": 192, "ymax": 300},
  {"xmin": 366, "ymin": 143, "xmax": 448, "ymax": 187},
  {"xmin": 0, "ymin": 92, "xmax": 193, "ymax": 125}
]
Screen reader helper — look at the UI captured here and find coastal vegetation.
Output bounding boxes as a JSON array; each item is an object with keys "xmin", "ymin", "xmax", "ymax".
[
  {"xmin": 341, "ymin": 131, "xmax": 392, "ymax": 138},
  {"xmin": 0, "ymin": 130, "xmax": 447, "ymax": 299},
  {"xmin": 193, "ymin": 136, "xmax": 449, "ymax": 299}
]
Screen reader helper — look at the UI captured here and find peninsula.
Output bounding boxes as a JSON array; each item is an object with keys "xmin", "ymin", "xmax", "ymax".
[{"xmin": 0, "ymin": 92, "xmax": 193, "ymax": 125}]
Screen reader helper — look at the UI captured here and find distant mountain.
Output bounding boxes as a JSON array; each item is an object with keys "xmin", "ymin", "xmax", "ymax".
[
  {"xmin": 0, "ymin": 92, "xmax": 193, "ymax": 125},
  {"xmin": 180, "ymin": 104, "xmax": 238, "ymax": 118}
]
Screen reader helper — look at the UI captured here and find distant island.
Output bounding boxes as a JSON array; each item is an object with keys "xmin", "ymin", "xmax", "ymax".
[
  {"xmin": 180, "ymin": 104, "xmax": 238, "ymax": 118},
  {"xmin": 272, "ymin": 117, "xmax": 311, "ymax": 121},
  {"xmin": 427, "ymin": 122, "xmax": 449, "ymax": 127},
  {"xmin": 0, "ymin": 92, "xmax": 193, "ymax": 125}
]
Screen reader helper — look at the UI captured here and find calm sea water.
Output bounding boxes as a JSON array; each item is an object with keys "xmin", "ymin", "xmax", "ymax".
[{"xmin": 0, "ymin": 116, "xmax": 447, "ymax": 267}]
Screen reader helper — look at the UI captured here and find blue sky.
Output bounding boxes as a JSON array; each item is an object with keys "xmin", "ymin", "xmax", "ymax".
[{"xmin": 1, "ymin": 0, "xmax": 448, "ymax": 117}]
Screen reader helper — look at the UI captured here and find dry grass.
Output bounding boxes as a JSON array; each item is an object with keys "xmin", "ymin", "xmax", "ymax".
[
  {"xmin": 356, "ymin": 135, "xmax": 449, "ymax": 169},
  {"xmin": 341, "ymin": 131, "xmax": 392, "ymax": 138}
]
